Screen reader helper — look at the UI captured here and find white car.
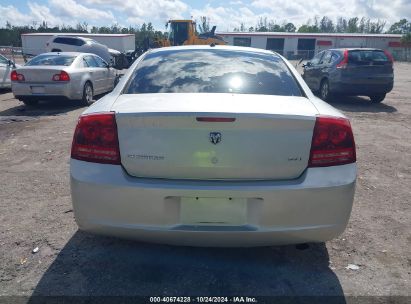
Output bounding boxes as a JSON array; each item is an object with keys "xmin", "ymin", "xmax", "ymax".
[
  {"xmin": 70, "ymin": 45, "xmax": 357, "ymax": 247},
  {"xmin": 12, "ymin": 52, "xmax": 117, "ymax": 106},
  {"xmin": 0, "ymin": 54, "xmax": 20, "ymax": 89},
  {"xmin": 45, "ymin": 36, "xmax": 120, "ymax": 65}
]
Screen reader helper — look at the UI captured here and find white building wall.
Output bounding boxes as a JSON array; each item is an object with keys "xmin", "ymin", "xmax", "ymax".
[
  {"xmin": 283, "ymin": 37, "xmax": 298, "ymax": 57},
  {"xmin": 220, "ymin": 33, "xmax": 405, "ymax": 59},
  {"xmin": 252, "ymin": 36, "xmax": 268, "ymax": 49}
]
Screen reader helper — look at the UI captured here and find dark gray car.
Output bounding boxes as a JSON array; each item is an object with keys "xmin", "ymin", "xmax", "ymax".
[{"xmin": 302, "ymin": 48, "xmax": 394, "ymax": 103}]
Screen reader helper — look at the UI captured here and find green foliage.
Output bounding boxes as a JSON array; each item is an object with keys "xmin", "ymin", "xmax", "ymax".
[
  {"xmin": 233, "ymin": 17, "xmax": 296, "ymax": 32},
  {"xmin": 297, "ymin": 16, "xmax": 386, "ymax": 33},
  {"xmin": 197, "ymin": 16, "xmax": 210, "ymax": 33},
  {"xmin": 388, "ymin": 19, "xmax": 411, "ymax": 34},
  {"xmin": 283, "ymin": 23, "xmax": 296, "ymax": 33},
  {"xmin": 234, "ymin": 15, "xmax": 388, "ymax": 34},
  {"xmin": 401, "ymin": 32, "xmax": 411, "ymax": 45}
]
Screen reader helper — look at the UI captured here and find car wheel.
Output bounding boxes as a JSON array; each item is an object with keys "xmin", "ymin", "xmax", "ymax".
[
  {"xmin": 81, "ymin": 82, "xmax": 94, "ymax": 106},
  {"xmin": 320, "ymin": 79, "xmax": 331, "ymax": 101},
  {"xmin": 22, "ymin": 98, "xmax": 39, "ymax": 106},
  {"xmin": 370, "ymin": 94, "xmax": 386, "ymax": 103}
]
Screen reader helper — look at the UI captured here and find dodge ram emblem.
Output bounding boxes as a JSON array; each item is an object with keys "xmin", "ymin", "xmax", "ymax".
[{"xmin": 209, "ymin": 132, "xmax": 222, "ymax": 145}]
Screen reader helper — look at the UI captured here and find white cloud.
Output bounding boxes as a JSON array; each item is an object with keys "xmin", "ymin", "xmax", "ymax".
[
  {"xmin": 251, "ymin": 0, "xmax": 410, "ymax": 27},
  {"xmin": 0, "ymin": 5, "xmax": 33, "ymax": 25},
  {"xmin": 83, "ymin": 0, "xmax": 188, "ymax": 25},
  {"xmin": 49, "ymin": 0, "xmax": 115, "ymax": 21},
  {"xmin": 191, "ymin": 4, "xmax": 272, "ymax": 31},
  {"xmin": 0, "ymin": 0, "xmax": 409, "ymax": 30},
  {"xmin": 0, "ymin": 0, "xmax": 115, "ymax": 27}
]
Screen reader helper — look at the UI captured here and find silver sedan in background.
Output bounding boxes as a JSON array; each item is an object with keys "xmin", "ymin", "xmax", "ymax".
[
  {"xmin": 0, "ymin": 54, "xmax": 20, "ymax": 89},
  {"xmin": 11, "ymin": 52, "xmax": 117, "ymax": 106}
]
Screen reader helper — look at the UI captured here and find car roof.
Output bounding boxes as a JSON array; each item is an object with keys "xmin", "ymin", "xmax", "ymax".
[{"xmin": 147, "ymin": 45, "xmax": 281, "ymax": 57}]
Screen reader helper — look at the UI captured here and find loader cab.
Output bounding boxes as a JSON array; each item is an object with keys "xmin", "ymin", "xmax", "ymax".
[{"xmin": 167, "ymin": 20, "xmax": 193, "ymax": 46}]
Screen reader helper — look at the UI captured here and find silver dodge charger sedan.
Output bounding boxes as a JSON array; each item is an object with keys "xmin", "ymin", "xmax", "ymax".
[
  {"xmin": 12, "ymin": 52, "xmax": 117, "ymax": 106},
  {"xmin": 70, "ymin": 45, "xmax": 357, "ymax": 247}
]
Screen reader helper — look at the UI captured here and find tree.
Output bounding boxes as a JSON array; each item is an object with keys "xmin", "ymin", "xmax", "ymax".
[
  {"xmin": 347, "ymin": 17, "xmax": 359, "ymax": 33},
  {"xmin": 256, "ymin": 17, "xmax": 269, "ymax": 32},
  {"xmin": 298, "ymin": 24, "xmax": 319, "ymax": 33},
  {"xmin": 298, "ymin": 17, "xmax": 320, "ymax": 33},
  {"xmin": 388, "ymin": 19, "xmax": 411, "ymax": 34},
  {"xmin": 401, "ymin": 32, "xmax": 411, "ymax": 61},
  {"xmin": 402, "ymin": 32, "xmax": 411, "ymax": 44},
  {"xmin": 336, "ymin": 17, "xmax": 348, "ymax": 32},
  {"xmin": 319, "ymin": 16, "xmax": 334, "ymax": 33},
  {"xmin": 197, "ymin": 16, "xmax": 210, "ymax": 33},
  {"xmin": 283, "ymin": 22, "xmax": 296, "ymax": 32},
  {"xmin": 369, "ymin": 20, "xmax": 386, "ymax": 33}
]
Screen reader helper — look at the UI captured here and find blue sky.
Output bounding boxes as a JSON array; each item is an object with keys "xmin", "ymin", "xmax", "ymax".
[{"xmin": 0, "ymin": 0, "xmax": 410, "ymax": 31}]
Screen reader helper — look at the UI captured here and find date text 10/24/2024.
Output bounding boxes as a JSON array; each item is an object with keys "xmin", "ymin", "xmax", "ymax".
[{"xmin": 150, "ymin": 297, "xmax": 258, "ymax": 303}]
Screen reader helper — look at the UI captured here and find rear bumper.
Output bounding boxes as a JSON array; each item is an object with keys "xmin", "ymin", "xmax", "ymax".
[
  {"xmin": 330, "ymin": 81, "xmax": 393, "ymax": 95},
  {"xmin": 12, "ymin": 82, "xmax": 80, "ymax": 100},
  {"xmin": 70, "ymin": 160, "xmax": 357, "ymax": 247}
]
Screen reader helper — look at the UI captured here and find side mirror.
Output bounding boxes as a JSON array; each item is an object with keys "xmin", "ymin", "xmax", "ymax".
[{"xmin": 303, "ymin": 61, "xmax": 312, "ymax": 68}]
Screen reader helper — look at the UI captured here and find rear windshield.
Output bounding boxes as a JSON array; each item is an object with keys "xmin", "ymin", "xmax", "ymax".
[
  {"xmin": 26, "ymin": 54, "xmax": 76, "ymax": 66},
  {"xmin": 348, "ymin": 50, "xmax": 390, "ymax": 65},
  {"xmin": 125, "ymin": 49, "xmax": 303, "ymax": 96}
]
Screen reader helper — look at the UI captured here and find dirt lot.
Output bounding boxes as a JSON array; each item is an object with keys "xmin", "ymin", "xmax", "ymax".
[{"xmin": 0, "ymin": 63, "xmax": 410, "ymax": 301}]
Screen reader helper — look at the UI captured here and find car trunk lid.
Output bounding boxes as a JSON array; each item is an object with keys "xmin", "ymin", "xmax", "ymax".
[
  {"xmin": 113, "ymin": 93, "xmax": 319, "ymax": 180},
  {"xmin": 15, "ymin": 66, "xmax": 69, "ymax": 83},
  {"xmin": 343, "ymin": 50, "xmax": 393, "ymax": 84}
]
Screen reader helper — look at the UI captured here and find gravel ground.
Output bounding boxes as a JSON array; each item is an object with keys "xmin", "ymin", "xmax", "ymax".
[{"xmin": 0, "ymin": 63, "xmax": 410, "ymax": 300}]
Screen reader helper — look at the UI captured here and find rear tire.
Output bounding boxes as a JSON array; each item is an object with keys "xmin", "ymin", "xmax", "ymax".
[
  {"xmin": 21, "ymin": 98, "xmax": 39, "ymax": 106},
  {"xmin": 81, "ymin": 82, "xmax": 94, "ymax": 106},
  {"xmin": 320, "ymin": 79, "xmax": 331, "ymax": 101},
  {"xmin": 370, "ymin": 94, "xmax": 386, "ymax": 103}
]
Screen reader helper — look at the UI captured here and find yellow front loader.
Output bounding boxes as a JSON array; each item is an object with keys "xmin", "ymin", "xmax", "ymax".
[{"xmin": 155, "ymin": 20, "xmax": 227, "ymax": 47}]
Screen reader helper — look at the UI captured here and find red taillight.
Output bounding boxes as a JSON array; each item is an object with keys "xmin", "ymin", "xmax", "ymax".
[
  {"xmin": 52, "ymin": 71, "xmax": 70, "ymax": 81},
  {"xmin": 71, "ymin": 113, "xmax": 120, "ymax": 165},
  {"xmin": 11, "ymin": 70, "xmax": 25, "ymax": 81},
  {"xmin": 336, "ymin": 49, "xmax": 348, "ymax": 69},
  {"xmin": 384, "ymin": 50, "xmax": 394, "ymax": 64},
  {"xmin": 308, "ymin": 116, "xmax": 356, "ymax": 167}
]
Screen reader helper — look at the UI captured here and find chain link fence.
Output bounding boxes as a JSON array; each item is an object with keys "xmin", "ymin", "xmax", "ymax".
[
  {"xmin": 391, "ymin": 48, "xmax": 411, "ymax": 62},
  {"xmin": 0, "ymin": 46, "xmax": 29, "ymax": 65}
]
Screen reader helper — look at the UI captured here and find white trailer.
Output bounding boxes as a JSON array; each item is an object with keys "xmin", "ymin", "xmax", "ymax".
[{"xmin": 21, "ymin": 33, "xmax": 135, "ymax": 56}]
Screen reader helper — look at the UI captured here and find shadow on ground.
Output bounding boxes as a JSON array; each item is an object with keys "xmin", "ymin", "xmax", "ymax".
[
  {"xmin": 0, "ymin": 98, "xmax": 84, "ymax": 118},
  {"xmin": 328, "ymin": 96, "xmax": 397, "ymax": 113},
  {"xmin": 29, "ymin": 231, "xmax": 346, "ymax": 301}
]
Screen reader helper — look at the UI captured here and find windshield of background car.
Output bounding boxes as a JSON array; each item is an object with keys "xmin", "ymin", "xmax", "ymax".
[
  {"xmin": 348, "ymin": 50, "xmax": 390, "ymax": 65},
  {"xmin": 26, "ymin": 54, "xmax": 76, "ymax": 66},
  {"xmin": 125, "ymin": 49, "xmax": 303, "ymax": 96},
  {"xmin": 0, "ymin": 54, "xmax": 9, "ymax": 64}
]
